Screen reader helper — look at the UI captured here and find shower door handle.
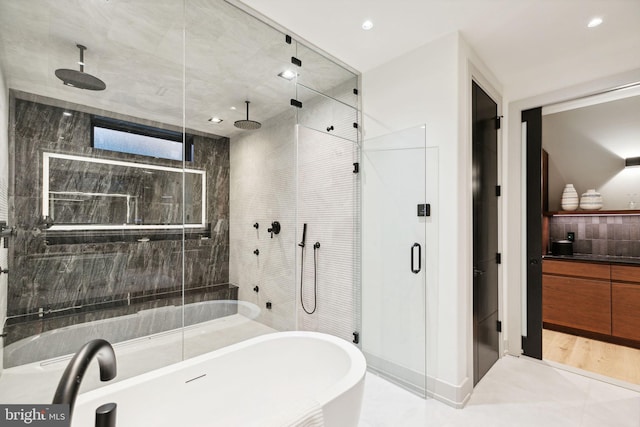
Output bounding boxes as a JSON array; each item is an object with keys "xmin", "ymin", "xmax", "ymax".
[{"xmin": 411, "ymin": 243, "xmax": 421, "ymax": 274}]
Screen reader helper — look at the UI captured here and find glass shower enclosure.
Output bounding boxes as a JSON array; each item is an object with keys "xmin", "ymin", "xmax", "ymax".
[
  {"xmin": 362, "ymin": 126, "xmax": 439, "ymax": 397},
  {"xmin": 0, "ymin": 0, "xmax": 361, "ymax": 403}
]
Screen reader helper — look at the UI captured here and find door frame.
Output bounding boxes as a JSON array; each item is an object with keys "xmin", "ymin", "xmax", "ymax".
[{"xmin": 504, "ymin": 69, "xmax": 640, "ymax": 358}]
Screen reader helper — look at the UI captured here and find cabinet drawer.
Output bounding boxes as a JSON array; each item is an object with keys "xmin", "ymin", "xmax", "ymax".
[
  {"xmin": 542, "ymin": 260, "xmax": 610, "ymax": 280},
  {"xmin": 543, "ymin": 274, "xmax": 611, "ymax": 335},
  {"xmin": 612, "ymin": 282, "xmax": 640, "ymax": 341},
  {"xmin": 611, "ymin": 265, "xmax": 640, "ymax": 284}
]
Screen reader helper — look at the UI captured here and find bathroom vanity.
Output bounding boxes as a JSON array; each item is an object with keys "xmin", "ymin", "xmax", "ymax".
[{"xmin": 542, "ymin": 257, "xmax": 640, "ymax": 345}]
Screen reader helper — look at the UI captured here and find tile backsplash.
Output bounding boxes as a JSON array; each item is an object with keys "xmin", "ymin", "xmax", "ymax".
[{"xmin": 548, "ymin": 215, "xmax": 640, "ymax": 257}]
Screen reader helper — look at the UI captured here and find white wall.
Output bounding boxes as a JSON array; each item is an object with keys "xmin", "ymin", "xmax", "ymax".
[
  {"xmin": 458, "ymin": 36, "xmax": 504, "ymax": 402},
  {"xmin": 543, "ymin": 95, "xmax": 640, "ymax": 211},
  {"xmin": 361, "ymin": 32, "xmax": 503, "ymax": 407},
  {"xmin": 296, "ymin": 126, "xmax": 358, "ymax": 342},
  {"xmin": 0, "ymin": 63, "xmax": 8, "ymax": 374},
  {"xmin": 504, "ymin": 68, "xmax": 640, "ymax": 357}
]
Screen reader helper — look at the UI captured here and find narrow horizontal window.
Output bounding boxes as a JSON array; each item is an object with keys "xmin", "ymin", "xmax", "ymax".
[{"xmin": 91, "ymin": 116, "xmax": 193, "ymax": 162}]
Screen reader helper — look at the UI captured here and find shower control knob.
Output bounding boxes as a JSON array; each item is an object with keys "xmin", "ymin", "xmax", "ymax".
[
  {"xmin": 253, "ymin": 286, "xmax": 259, "ymax": 293},
  {"xmin": 253, "ymin": 249, "xmax": 259, "ymax": 256},
  {"xmin": 313, "ymin": 242, "xmax": 320, "ymax": 249},
  {"xmin": 253, "ymin": 222, "xmax": 259, "ymax": 229},
  {"xmin": 267, "ymin": 221, "xmax": 281, "ymax": 238}
]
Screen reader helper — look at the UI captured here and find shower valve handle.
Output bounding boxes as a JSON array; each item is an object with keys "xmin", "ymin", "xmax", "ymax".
[{"xmin": 267, "ymin": 221, "xmax": 281, "ymax": 238}]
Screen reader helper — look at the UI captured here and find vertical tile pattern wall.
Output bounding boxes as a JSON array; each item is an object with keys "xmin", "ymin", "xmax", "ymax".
[
  {"xmin": 6, "ymin": 94, "xmax": 231, "ymax": 349},
  {"xmin": 296, "ymin": 126, "xmax": 359, "ymax": 342},
  {"xmin": 295, "ymin": 80, "xmax": 360, "ymax": 342},
  {"xmin": 229, "ymin": 100, "xmax": 361, "ymax": 341},
  {"xmin": 229, "ymin": 108, "xmax": 297, "ymax": 332},
  {"xmin": 549, "ymin": 215, "xmax": 640, "ymax": 257}
]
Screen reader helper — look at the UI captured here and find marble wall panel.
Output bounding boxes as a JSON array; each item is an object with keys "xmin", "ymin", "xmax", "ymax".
[
  {"xmin": 3, "ymin": 283, "xmax": 238, "ymax": 366},
  {"xmin": 6, "ymin": 94, "xmax": 231, "ymax": 346}
]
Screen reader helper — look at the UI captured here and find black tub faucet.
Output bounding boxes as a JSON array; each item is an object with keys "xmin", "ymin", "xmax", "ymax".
[{"xmin": 53, "ymin": 339, "xmax": 117, "ymax": 423}]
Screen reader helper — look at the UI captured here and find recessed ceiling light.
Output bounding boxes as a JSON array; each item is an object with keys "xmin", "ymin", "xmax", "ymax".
[
  {"xmin": 587, "ymin": 17, "xmax": 603, "ymax": 28},
  {"xmin": 278, "ymin": 69, "xmax": 296, "ymax": 80},
  {"xmin": 208, "ymin": 117, "xmax": 223, "ymax": 124},
  {"xmin": 362, "ymin": 20, "xmax": 373, "ymax": 30}
]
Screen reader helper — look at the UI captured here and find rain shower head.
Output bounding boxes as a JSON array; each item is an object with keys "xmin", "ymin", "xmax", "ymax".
[
  {"xmin": 234, "ymin": 101, "xmax": 261, "ymax": 130},
  {"xmin": 55, "ymin": 44, "xmax": 106, "ymax": 91}
]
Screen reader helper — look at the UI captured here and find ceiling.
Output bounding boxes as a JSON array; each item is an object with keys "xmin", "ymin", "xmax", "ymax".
[
  {"xmin": 1, "ymin": 0, "xmax": 639, "ymax": 137},
  {"xmin": 237, "ymin": 0, "xmax": 640, "ymax": 100},
  {"xmin": 0, "ymin": 0, "xmax": 356, "ymax": 137}
]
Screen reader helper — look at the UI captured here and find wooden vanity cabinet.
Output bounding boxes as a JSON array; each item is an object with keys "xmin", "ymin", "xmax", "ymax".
[
  {"xmin": 612, "ymin": 265, "xmax": 640, "ymax": 341},
  {"xmin": 542, "ymin": 260, "xmax": 611, "ymax": 335}
]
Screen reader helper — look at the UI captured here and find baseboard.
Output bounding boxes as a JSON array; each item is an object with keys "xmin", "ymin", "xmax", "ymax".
[
  {"xmin": 363, "ymin": 351, "xmax": 472, "ymax": 408},
  {"xmin": 427, "ymin": 375, "xmax": 471, "ymax": 408}
]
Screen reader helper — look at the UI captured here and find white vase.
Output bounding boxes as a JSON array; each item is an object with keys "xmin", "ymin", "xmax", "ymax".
[
  {"xmin": 580, "ymin": 189, "xmax": 603, "ymax": 210},
  {"xmin": 561, "ymin": 184, "xmax": 579, "ymax": 211}
]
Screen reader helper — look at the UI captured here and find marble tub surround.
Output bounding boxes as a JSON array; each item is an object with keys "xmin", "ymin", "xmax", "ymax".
[
  {"xmin": 3, "ymin": 288, "xmax": 239, "ymax": 367},
  {"xmin": 3, "ymin": 282, "xmax": 238, "ymax": 348},
  {"xmin": 6, "ymin": 93, "xmax": 231, "ymax": 357},
  {"xmin": 548, "ymin": 215, "xmax": 640, "ymax": 257}
]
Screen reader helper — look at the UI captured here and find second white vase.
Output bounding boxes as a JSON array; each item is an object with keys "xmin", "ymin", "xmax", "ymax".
[{"xmin": 580, "ymin": 189, "xmax": 603, "ymax": 210}]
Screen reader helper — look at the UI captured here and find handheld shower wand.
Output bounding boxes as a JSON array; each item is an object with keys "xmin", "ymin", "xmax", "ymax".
[
  {"xmin": 298, "ymin": 223, "xmax": 307, "ymax": 248},
  {"xmin": 299, "ymin": 223, "xmax": 318, "ymax": 315}
]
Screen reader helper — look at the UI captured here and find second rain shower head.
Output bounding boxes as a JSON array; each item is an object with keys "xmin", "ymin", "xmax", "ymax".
[{"xmin": 234, "ymin": 101, "xmax": 261, "ymax": 130}]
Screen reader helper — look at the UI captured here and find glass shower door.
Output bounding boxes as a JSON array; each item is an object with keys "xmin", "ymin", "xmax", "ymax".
[{"xmin": 362, "ymin": 126, "xmax": 436, "ymax": 397}]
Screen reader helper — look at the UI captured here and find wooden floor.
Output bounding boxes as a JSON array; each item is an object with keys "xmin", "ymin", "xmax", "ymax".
[{"xmin": 543, "ymin": 329, "xmax": 640, "ymax": 385}]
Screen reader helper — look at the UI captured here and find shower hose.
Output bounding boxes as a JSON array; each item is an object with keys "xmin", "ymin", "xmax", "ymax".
[{"xmin": 300, "ymin": 241, "xmax": 319, "ymax": 314}]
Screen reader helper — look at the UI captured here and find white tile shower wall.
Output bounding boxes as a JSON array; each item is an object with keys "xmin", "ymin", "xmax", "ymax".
[
  {"xmin": 229, "ymin": 108, "xmax": 297, "ymax": 332},
  {"xmin": 296, "ymin": 126, "xmax": 358, "ymax": 342}
]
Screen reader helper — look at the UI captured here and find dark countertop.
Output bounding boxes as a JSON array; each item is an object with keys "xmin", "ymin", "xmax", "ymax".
[{"xmin": 543, "ymin": 254, "xmax": 640, "ymax": 266}]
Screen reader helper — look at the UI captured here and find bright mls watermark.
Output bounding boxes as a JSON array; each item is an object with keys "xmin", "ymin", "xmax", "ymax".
[{"xmin": 0, "ymin": 405, "xmax": 69, "ymax": 426}]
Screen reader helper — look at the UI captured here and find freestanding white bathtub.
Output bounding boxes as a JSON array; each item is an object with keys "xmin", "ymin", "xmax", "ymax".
[{"xmin": 72, "ymin": 331, "xmax": 366, "ymax": 427}]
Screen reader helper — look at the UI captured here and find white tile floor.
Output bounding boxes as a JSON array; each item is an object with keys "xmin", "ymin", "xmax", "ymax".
[{"xmin": 359, "ymin": 355, "xmax": 640, "ymax": 427}]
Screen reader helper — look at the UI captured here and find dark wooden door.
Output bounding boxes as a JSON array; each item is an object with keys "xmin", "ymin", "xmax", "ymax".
[{"xmin": 472, "ymin": 81, "xmax": 500, "ymax": 385}]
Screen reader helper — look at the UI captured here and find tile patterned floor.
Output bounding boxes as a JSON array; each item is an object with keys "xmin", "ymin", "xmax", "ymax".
[{"xmin": 359, "ymin": 355, "xmax": 640, "ymax": 427}]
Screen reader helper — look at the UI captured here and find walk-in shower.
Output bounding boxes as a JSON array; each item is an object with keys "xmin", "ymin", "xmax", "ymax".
[{"xmin": 0, "ymin": 0, "xmax": 360, "ymax": 404}]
